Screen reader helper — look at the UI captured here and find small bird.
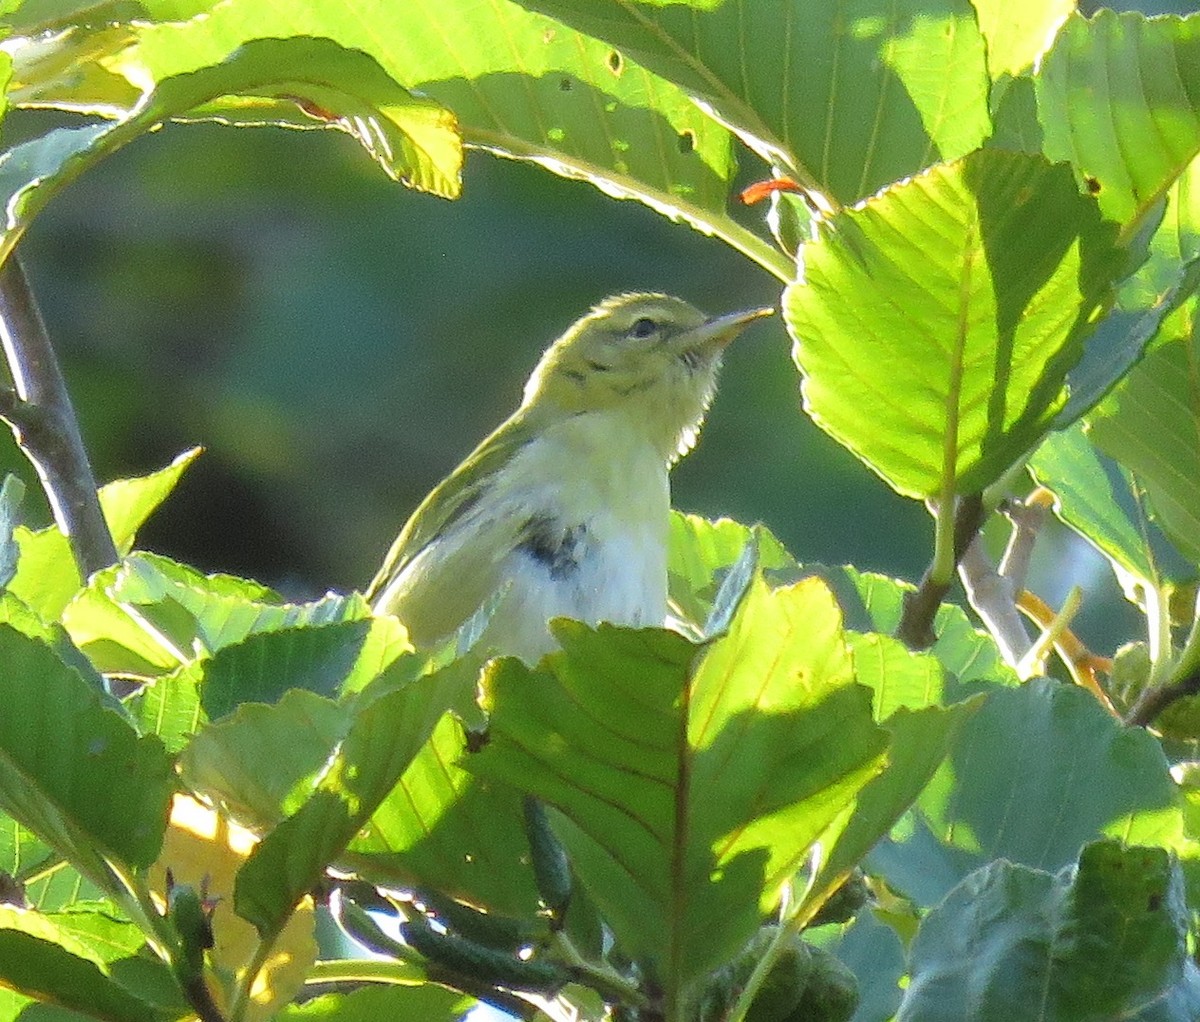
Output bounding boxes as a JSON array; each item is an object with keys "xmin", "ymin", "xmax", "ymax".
[{"xmin": 367, "ymin": 293, "xmax": 773, "ymax": 664}]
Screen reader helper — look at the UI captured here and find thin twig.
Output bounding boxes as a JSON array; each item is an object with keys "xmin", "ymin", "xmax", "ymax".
[
  {"xmin": 997, "ymin": 488, "xmax": 1054, "ymax": 595},
  {"xmin": 1016, "ymin": 589, "xmax": 1116, "ymax": 714},
  {"xmin": 897, "ymin": 494, "xmax": 985, "ymax": 650},
  {"xmin": 0, "ymin": 256, "xmax": 117, "ymax": 579},
  {"xmin": 958, "ymin": 538, "xmax": 1031, "ymax": 667}
]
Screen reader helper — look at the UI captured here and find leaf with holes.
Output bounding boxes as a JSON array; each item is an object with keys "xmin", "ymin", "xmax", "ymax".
[
  {"xmin": 515, "ymin": 0, "xmax": 991, "ymax": 205},
  {"xmin": 77, "ymin": 0, "xmax": 772, "ymax": 272},
  {"xmin": 1038, "ymin": 10, "xmax": 1200, "ymax": 231}
]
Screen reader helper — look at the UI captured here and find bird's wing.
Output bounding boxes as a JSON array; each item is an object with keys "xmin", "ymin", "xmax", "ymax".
[{"xmin": 366, "ymin": 411, "xmax": 533, "ymax": 645}]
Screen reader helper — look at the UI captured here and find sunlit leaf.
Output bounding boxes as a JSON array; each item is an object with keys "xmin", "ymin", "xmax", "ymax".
[
  {"xmin": 516, "ymin": 0, "xmax": 991, "ymax": 205},
  {"xmin": 1038, "ymin": 10, "xmax": 1200, "ymax": 230},
  {"xmin": 471, "ymin": 575, "xmax": 887, "ymax": 995},
  {"xmin": 0, "ymin": 626, "xmax": 172, "ymax": 881},
  {"xmin": 234, "ymin": 662, "xmax": 459, "ymax": 941},
  {"xmin": 9, "ymin": 449, "xmax": 199, "ymax": 621},
  {"xmin": 786, "ymin": 148, "xmax": 1124, "ymax": 501}
]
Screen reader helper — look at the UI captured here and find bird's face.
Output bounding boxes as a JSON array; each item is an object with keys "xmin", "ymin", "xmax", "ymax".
[{"xmin": 523, "ymin": 293, "xmax": 772, "ymax": 459}]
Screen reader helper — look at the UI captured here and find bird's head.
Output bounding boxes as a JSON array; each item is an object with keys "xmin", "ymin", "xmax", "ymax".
[{"xmin": 521, "ymin": 293, "xmax": 773, "ymax": 460}]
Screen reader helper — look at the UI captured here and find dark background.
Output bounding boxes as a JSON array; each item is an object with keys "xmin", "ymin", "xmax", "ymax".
[{"xmin": 4, "ymin": 0, "xmax": 1192, "ymax": 648}]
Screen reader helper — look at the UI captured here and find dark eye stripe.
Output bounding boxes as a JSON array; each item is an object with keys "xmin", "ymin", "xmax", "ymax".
[{"xmin": 586, "ymin": 359, "xmax": 612, "ymax": 372}]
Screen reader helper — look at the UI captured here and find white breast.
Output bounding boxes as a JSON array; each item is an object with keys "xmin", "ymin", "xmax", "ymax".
[{"xmin": 479, "ymin": 411, "xmax": 671, "ymax": 664}]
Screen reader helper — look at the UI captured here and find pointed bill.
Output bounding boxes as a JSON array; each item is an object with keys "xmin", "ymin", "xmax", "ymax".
[{"xmin": 679, "ymin": 305, "xmax": 774, "ymax": 357}]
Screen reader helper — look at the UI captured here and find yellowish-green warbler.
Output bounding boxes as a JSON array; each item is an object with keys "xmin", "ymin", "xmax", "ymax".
[{"xmin": 368, "ymin": 293, "xmax": 773, "ymax": 663}]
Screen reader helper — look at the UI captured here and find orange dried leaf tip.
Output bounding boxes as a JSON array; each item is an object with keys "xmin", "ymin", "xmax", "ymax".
[{"xmin": 740, "ymin": 177, "xmax": 803, "ymax": 205}]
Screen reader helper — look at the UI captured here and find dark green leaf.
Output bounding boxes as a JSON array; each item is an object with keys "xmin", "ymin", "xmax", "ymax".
[
  {"xmin": 199, "ymin": 620, "xmax": 372, "ymax": 720},
  {"xmin": 898, "ymin": 843, "xmax": 1200, "ymax": 1022},
  {"xmin": 1029, "ymin": 423, "xmax": 1160, "ymax": 586},
  {"xmin": 0, "ymin": 908, "xmax": 160, "ymax": 1022},
  {"xmin": 871, "ymin": 679, "xmax": 1187, "ymax": 906}
]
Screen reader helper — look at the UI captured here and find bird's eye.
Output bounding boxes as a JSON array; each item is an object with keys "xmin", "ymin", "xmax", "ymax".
[{"xmin": 629, "ymin": 317, "xmax": 658, "ymax": 339}]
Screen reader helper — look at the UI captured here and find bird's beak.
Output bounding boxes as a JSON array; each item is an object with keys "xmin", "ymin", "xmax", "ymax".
[{"xmin": 680, "ymin": 305, "xmax": 775, "ymax": 356}]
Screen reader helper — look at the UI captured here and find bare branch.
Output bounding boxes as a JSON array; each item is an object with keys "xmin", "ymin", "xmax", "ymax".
[
  {"xmin": 0, "ymin": 257, "xmax": 117, "ymax": 579},
  {"xmin": 958, "ymin": 538, "xmax": 1030, "ymax": 667}
]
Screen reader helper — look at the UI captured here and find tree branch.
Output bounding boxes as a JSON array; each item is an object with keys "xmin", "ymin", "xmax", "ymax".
[
  {"xmin": 0, "ymin": 256, "xmax": 117, "ymax": 579},
  {"xmin": 957, "ymin": 537, "xmax": 1031, "ymax": 667},
  {"xmin": 1127, "ymin": 672, "xmax": 1200, "ymax": 728}
]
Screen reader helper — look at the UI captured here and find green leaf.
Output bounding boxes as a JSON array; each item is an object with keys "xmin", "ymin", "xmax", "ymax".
[
  {"xmin": 971, "ymin": 0, "xmax": 1073, "ymax": 80},
  {"xmin": 179, "ymin": 688, "xmax": 347, "ymax": 825},
  {"xmin": 130, "ymin": 664, "xmax": 204, "ymax": 752},
  {"xmin": 9, "ymin": 449, "xmax": 199, "ymax": 621},
  {"xmin": 120, "ymin": 36, "xmax": 464, "ymax": 198},
  {"xmin": 1087, "ymin": 305, "xmax": 1200, "ymax": 566},
  {"xmin": 0, "ymin": 626, "xmax": 173, "ymax": 879},
  {"xmin": 0, "ymin": 907, "xmax": 160, "ymax": 1022},
  {"xmin": 470, "ymin": 575, "xmax": 888, "ymax": 997},
  {"xmin": 234, "ymin": 662, "xmax": 459, "ymax": 940},
  {"xmin": 0, "ymin": 814, "xmax": 104, "ymax": 912},
  {"xmin": 4, "ymin": 21, "xmax": 142, "ymax": 112},
  {"xmin": 1055, "ymin": 260, "xmax": 1200, "ymax": 430},
  {"xmin": 667, "ymin": 512, "xmax": 797, "ymax": 631},
  {"xmin": 786, "ymin": 148, "xmax": 1124, "ymax": 501},
  {"xmin": 807, "ymin": 701, "xmax": 976, "ymax": 923},
  {"xmin": 0, "ymin": 38, "xmax": 462, "ymax": 266},
  {"xmin": 276, "ymin": 984, "xmax": 474, "ymax": 1022},
  {"xmin": 898, "ymin": 843, "xmax": 1200, "ymax": 1022},
  {"xmin": 871, "ymin": 679, "xmax": 1189, "ymax": 907},
  {"xmin": 1057, "ymin": 152, "xmax": 1200, "ymax": 427},
  {"xmin": 96, "ymin": 0, "xmax": 773, "ymax": 274},
  {"xmin": 77, "ymin": 553, "xmax": 405, "ymax": 684},
  {"xmin": 818, "ymin": 564, "xmax": 1019, "ymax": 689},
  {"xmin": 346, "ymin": 710, "xmax": 541, "ymax": 918},
  {"xmin": 516, "ymin": 0, "xmax": 991, "ymax": 205},
  {"xmin": 1038, "ymin": 10, "xmax": 1200, "ymax": 231},
  {"xmin": 1029, "ymin": 422, "xmax": 1171, "ymax": 590},
  {"xmin": 199, "ymin": 620, "xmax": 373, "ymax": 720}
]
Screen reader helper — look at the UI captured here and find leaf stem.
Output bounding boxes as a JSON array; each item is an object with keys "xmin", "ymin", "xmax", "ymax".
[
  {"xmin": 1127, "ymin": 589, "xmax": 1200, "ymax": 727},
  {"xmin": 897, "ymin": 494, "xmax": 985, "ymax": 650},
  {"xmin": 550, "ymin": 931, "xmax": 650, "ymax": 1010},
  {"xmin": 0, "ymin": 256, "xmax": 117, "ymax": 579}
]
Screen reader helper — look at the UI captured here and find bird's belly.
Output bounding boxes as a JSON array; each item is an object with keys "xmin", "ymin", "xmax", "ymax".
[{"xmin": 486, "ymin": 517, "xmax": 668, "ymax": 664}]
